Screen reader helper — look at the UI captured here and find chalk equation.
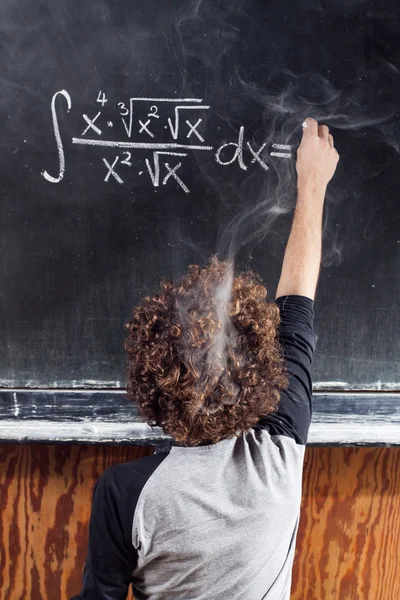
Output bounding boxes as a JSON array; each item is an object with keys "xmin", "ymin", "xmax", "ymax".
[{"xmin": 42, "ymin": 89, "xmax": 293, "ymax": 193}]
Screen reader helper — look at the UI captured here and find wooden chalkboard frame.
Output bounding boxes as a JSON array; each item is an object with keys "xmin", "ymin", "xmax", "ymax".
[{"xmin": 0, "ymin": 390, "xmax": 399, "ymax": 446}]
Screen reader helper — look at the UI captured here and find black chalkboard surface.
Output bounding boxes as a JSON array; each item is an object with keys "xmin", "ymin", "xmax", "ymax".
[{"xmin": 0, "ymin": 0, "xmax": 399, "ymax": 444}]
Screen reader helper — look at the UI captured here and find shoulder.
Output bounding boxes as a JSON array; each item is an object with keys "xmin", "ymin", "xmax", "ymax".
[
  {"xmin": 98, "ymin": 449, "xmax": 171, "ymax": 497},
  {"xmin": 92, "ymin": 450, "xmax": 171, "ymax": 541}
]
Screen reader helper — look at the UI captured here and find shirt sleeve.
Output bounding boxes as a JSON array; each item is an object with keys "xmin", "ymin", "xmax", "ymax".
[
  {"xmin": 70, "ymin": 465, "xmax": 138, "ymax": 600},
  {"xmin": 255, "ymin": 294, "xmax": 318, "ymax": 445}
]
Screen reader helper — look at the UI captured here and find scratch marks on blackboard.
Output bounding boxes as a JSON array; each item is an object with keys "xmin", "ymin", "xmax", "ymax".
[
  {"xmin": 314, "ymin": 381, "xmax": 400, "ymax": 391},
  {"xmin": 13, "ymin": 392, "xmax": 20, "ymax": 416},
  {"xmin": 57, "ymin": 380, "xmax": 123, "ymax": 388},
  {"xmin": 0, "ymin": 380, "xmax": 123, "ymax": 389}
]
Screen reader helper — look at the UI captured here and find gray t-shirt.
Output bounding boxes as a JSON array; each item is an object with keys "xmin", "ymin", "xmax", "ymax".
[{"xmin": 71, "ymin": 294, "xmax": 318, "ymax": 600}]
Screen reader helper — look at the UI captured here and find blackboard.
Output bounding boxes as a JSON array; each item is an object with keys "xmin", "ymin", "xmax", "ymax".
[{"xmin": 1, "ymin": 0, "xmax": 399, "ymax": 444}]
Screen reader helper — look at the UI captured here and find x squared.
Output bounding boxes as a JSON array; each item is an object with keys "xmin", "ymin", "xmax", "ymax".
[
  {"xmin": 138, "ymin": 119, "xmax": 154, "ymax": 138},
  {"xmin": 102, "ymin": 156, "xmax": 123, "ymax": 184}
]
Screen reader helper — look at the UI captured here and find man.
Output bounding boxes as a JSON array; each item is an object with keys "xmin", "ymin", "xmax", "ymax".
[{"xmin": 71, "ymin": 117, "xmax": 339, "ymax": 600}]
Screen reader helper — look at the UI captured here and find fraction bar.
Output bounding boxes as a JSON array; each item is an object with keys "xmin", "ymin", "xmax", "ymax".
[
  {"xmin": 72, "ymin": 138, "xmax": 213, "ymax": 151},
  {"xmin": 130, "ymin": 97, "xmax": 204, "ymax": 102}
]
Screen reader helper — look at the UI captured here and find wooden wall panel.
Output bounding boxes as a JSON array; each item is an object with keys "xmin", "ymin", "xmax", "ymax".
[
  {"xmin": 0, "ymin": 444, "xmax": 399, "ymax": 600},
  {"xmin": 292, "ymin": 446, "xmax": 400, "ymax": 600},
  {"xmin": 0, "ymin": 444, "xmax": 153, "ymax": 600}
]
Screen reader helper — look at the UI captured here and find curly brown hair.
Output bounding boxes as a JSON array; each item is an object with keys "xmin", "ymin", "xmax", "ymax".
[{"xmin": 124, "ymin": 255, "xmax": 289, "ymax": 447}]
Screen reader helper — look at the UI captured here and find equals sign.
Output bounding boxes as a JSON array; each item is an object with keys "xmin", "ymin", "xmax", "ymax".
[{"xmin": 270, "ymin": 143, "xmax": 292, "ymax": 158}]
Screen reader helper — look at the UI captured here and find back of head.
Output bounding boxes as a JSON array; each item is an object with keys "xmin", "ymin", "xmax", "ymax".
[{"xmin": 124, "ymin": 255, "xmax": 289, "ymax": 447}]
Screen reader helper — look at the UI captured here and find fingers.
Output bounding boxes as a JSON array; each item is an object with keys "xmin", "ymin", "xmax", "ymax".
[
  {"xmin": 318, "ymin": 124, "xmax": 329, "ymax": 140},
  {"xmin": 303, "ymin": 117, "xmax": 318, "ymax": 136},
  {"xmin": 328, "ymin": 133, "xmax": 339, "ymax": 157},
  {"xmin": 303, "ymin": 118, "xmax": 335, "ymax": 147}
]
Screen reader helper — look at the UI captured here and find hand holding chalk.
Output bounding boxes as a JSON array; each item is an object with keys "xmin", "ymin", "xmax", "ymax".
[{"xmin": 296, "ymin": 117, "xmax": 339, "ymax": 191}]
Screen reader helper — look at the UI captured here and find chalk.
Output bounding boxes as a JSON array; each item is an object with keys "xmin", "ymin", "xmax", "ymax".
[
  {"xmin": 302, "ymin": 120, "xmax": 308, "ymax": 128},
  {"xmin": 41, "ymin": 89, "xmax": 71, "ymax": 183}
]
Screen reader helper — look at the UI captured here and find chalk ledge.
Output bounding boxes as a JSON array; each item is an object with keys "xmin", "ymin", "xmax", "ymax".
[{"xmin": 0, "ymin": 389, "xmax": 399, "ymax": 445}]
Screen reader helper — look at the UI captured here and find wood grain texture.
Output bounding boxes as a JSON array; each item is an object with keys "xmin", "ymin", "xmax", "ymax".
[
  {"xmin": 292, "ymin": 446, "xmax": 400, "ymax": 600},
  {"xmin": 0, "ymin": 444, "xmax": 399, "ymax": 600},
  {"xmin": 0, "ymin": 444, "xmax": 153, "ymax": 600}
]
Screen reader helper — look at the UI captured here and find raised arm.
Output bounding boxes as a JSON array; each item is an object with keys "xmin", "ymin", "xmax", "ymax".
[{"xmin": 275, "ymin": 118, "xmax": 340, "ymax": 301}]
